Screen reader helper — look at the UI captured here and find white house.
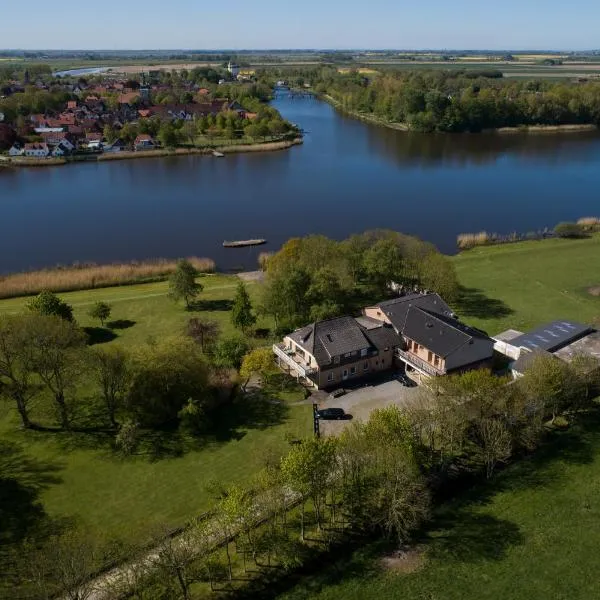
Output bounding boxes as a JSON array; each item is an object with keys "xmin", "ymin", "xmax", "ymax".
[
  {"xmin": 104, "ymin": 138, "xmax": 126, "ymax": 153},
  {"xmin": 227, "ymin": 61, "xmax": 240, "ymax": 79},
  {"xmin": 8, "ymin": 144, "xmax": 23, "ymax": 156},
  {"xmin": 23, "ymin": 143, "xmax": 50, "ymax": 157}
]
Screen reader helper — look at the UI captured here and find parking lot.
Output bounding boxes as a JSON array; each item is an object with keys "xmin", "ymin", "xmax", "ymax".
[{"xmin": 317, "ymin": 379, "xmax": 422, "ymax": 437}]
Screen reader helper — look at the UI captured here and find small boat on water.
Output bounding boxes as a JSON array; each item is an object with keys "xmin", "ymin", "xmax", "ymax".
[
  {"xmin": 223, "ymin": 239, "xmax": 267, "ymax": 248},
  {"xmin": 212, "ymin": 151, "xmax": 224, "ymax": 157}
]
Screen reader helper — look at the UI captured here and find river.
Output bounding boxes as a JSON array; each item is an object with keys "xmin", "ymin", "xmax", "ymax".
[{"xmin": 1, "ymin": 90, "xmax": 600, "ymax": 274}]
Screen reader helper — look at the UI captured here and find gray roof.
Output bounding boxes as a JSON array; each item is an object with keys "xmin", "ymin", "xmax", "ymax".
[
  {"xmin": 288, "ymin": 316, "xmax": 402, "ymax": 368},
  {"xmin": 510, "ymin": 321, "xmax": 592, "ymax": 353},
  {"xmin": 375, "ymin": 293, "xmax": 455, "ymax": 332},
  {"xmin": 493, "ymin": 329, "xmax": 525, "ymax": 343},
  {"xmin": 373, "ymin": 293, "xmax": 494, "ymax": 370},
  {"xmin": 402, "ymin": 307, "xmax": 494, "ymax": 370}
]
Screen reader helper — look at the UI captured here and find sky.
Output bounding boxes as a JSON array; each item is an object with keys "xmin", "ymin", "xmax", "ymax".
[{"xmin": 2, "ymin": 0, "xmax": 599, "ymax": 50}]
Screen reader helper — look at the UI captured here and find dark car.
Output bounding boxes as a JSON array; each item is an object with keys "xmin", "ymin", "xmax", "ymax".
[
  {"xmin": 316, "ymin": 408, "xmax": 346, "ymax": 420},
  {"xmin": 328, "ymin": 388, "xmax": 347, "ymax": 399},
  {"xmin": 397, "ymin": 374, "xmax": 417, "ymax": 387}
]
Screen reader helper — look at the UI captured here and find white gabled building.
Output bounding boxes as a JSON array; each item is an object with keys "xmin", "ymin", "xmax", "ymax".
[
  {"xmin": 8, "ymin": 143, "xmax": 23, "ymax": 156},
  {"xmin": 23, "ymin": 143, "xmax": 50, "ymax": 157}
]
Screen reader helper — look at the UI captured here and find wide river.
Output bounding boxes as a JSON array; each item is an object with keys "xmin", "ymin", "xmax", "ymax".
[{"xmin": 2, "ymin": 90, "xmax": 600, "ymax": 274}]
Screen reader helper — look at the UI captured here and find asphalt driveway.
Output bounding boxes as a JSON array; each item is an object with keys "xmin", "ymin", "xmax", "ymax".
[{"xmin": 317, "ymin": 380, "xmax": 421, "ymax": 437}]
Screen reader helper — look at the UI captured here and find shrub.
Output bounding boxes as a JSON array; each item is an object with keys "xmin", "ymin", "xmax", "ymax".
[
  {"xmin": 554, "ymin": 222, "xmax": 586, "ymax": 239},
  {"xmin": 577, "ymin": 217, "xmax": 600, "ymax": 232}
]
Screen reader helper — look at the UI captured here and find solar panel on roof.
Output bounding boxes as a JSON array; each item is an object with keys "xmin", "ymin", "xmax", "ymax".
[{"xmin": 511, "ymin": 321, "xmax": 591, "ymax": 353}]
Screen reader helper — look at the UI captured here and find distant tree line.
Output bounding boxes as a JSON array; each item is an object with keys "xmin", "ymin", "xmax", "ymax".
[{"xmin": 270, "ymin": 66, "xmax": 600, "ymax": 132}]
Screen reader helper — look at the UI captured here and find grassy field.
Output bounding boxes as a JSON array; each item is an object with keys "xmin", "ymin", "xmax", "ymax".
[
  {"xmin": 0, "ymin": 273, "xmax": 312, "ymax": 553},
  {"xmin": 452, "ymin": 235, "xmax": 600, "ymax": 336},
  {"xmin": 279, "ymin": 411, "xmax": 600, "ymax": 600}
]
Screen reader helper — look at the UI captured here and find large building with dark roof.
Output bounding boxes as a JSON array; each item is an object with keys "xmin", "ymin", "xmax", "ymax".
[
  {"xmin": 273, "ymin": 292, "xmax": 495, "ymax": 389},
  {"xmin": 364, "ymin": 293, "xmax": 494, "ymax": 383}
]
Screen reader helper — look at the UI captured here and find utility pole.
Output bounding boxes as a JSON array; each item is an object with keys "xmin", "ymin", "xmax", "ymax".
[{"xmin": 313, "ymin": 402, "xmax": 320, "ymax": 438}]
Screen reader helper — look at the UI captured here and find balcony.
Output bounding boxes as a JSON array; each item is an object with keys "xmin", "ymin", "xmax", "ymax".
[
  {"xmin": 395, "ymin": 348, "xmax": 444, "ymax": 377},
  {"xmin": 273, "ymin": 344, "xmax": 317, "ymax": 378}
]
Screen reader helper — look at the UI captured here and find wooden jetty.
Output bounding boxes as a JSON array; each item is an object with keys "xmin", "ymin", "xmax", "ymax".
[
  {"xmin": 223, "ymin": 239, "xmax": 267, "ymax": 248},
  {"xmin": 212, "ymin": 151, "xmax": 224, "ymax": 157}
]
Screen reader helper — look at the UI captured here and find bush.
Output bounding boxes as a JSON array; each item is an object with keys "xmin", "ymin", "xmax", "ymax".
[{"xmin": 554, "ymin": 222, "xmax": 586, "ymax": 239}]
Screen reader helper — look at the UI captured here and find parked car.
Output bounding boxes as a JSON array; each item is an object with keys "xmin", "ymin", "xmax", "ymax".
[
  {"xmin": 397, "ymin": 374, "xmax": 417, "ymax": 387},
  {"xmin": 316, "ymin": 408, "xmax": 346, "ymax": 420},
  {"xmin": 328, "ymin": 388, "xmax": 347, "ymax": 399}
]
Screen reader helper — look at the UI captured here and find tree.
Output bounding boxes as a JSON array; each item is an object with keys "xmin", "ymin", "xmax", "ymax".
[
  {"xmin": 474, "ymin": 417, "xmax": 513, "ymax": 478},
  {"xmin": 27, "ymin": 532, "xmax": 99, "ymax": 600},
  {"xmin": 280, "ymin": 438, "xmax": 337, "ymax": 538},
  {"xmin": 362, "ymin": 238, "xmax": 404, "ymax": 291},
  {"xmin": 168, "ymin": 259, "xmax": 202, "ymax": 308},
  {"xmin": 240, "ymin": 347, "xmax": 277, "ymax": 389},
  {"xmin": 554, "ymin": 222, "xmax": 586, "ymax": 239},
  {"xmin": 0, "ymin": 315, "xmax": 39, "ymax": 429},
  {"xmin": 419, "ymin": 252, "xmax": 459, "ymax": 302},
  {"xmin": 231, "ymin": 282, "xmax": 256, "ymax": 334},
  {"xmin": 103, "ymin": 124, "xmax": 117, "ymax": 144},
  {"xmin": 88, "ymin": 301, "xmax": 112, "ymax": 327},
  {"xmin": 185, "ymin": 317, "xmax": 220, "ymax": 352},
  {"xmin": 153, "ymin": 529, "xmax": 198, "ymax": 600},
  {"xmin": 26, "ymin": 316, "xmax": 87, "ymax": 430},
  {"xmin": 157, "ymin": 121, "xmax": 178, "ymax": 148},
  {"xmin": 88, "ymin": 346, "xmax": 130, "ymax": 428},
  {"xmin": 27, "ymin": 290, "xmax": 74, "ymax": 322},
  {"xmin": 212, "ymin": 336, "xmax": 251, "ymax": 370}
]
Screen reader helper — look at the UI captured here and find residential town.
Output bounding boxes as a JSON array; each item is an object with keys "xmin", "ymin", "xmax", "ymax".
[{"xmin": 0, "ymin": 62, "xmax": 294, "ymax": 159}]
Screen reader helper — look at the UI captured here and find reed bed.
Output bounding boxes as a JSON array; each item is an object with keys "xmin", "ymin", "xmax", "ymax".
[
  {"xmin": 457, "ymin": 231, "xmax": 494, "ymax": 250},
  {"xmin": 0, "ymin": 257, "xmax": 215, "ymax": 299},
  {"xmin": 577, "ymin": 217, "xmax": 600, "ymax": 231},
  {"xmin": 258, "ymin": 251, "xmax": 274, "ymax": 271}
]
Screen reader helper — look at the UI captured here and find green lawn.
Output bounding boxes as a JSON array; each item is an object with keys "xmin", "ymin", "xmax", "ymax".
[
  {"xmin": 279, "ymin": 412, "xmax": 600, "ymax": 600},
  {"xmin": 452, "ymin": 235, "xmax": 600, "ymax": 335},
  {"xmin": 0, "ymin": 274, "xmax": 311, "ymax": 553}
]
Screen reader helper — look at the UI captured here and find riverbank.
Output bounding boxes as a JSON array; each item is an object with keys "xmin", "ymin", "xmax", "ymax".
[
  {"xmin": 322, "ymin": 94, "xmax": 598, "ymax": 135},
  {"xmin": 98, "ymin": 137, "xmax": 303, "ymax": 162},
  {"xmin": 0, "ymin": 138, "xmax": 303, "ymax": 168}
]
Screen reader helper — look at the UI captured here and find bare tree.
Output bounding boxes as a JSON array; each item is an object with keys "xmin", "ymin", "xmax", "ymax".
[
  {"xmin": 475, "ymin": 417, "xmax": 513, "ymax": 478},
  {"xmin": 185, "ymin": 318, "xmax": 220, "ymax": 353}
]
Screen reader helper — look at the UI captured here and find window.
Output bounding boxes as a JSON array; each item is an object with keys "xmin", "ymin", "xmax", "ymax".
[
  {"xmin": 327, "ymin": 372, "xmax": 334, "ymax": 382},
  {"xmin": 428, "ymin": 351, "xmax": 433, "ymax": 363},
  {"xmin": 344, "ymin": 352, "xmax": 351, "ymax": 358},
  {"xmin": 360, "ymin": 348, "xmax": 368, "ymax": 357},
  {"xmin": 350, "ymin": 366, "xmax": 356, "ymax": 375},
  {"xmin": 377, "ymin": 311, "xmax": 382, "ymax": 317},
  {"xmin": 363, "ymin": 361, "xmax": 369, "ymax": 371},
  {"xmin": 414, "ymin": 343, "xmax": 419, "ymax": 352},
  {"xmin": 334, "ymin": 356, "xmax": 340, "ymax": 364},
  {"xmin": 434, "ymin": 355, "xmax": 440, "ymax": 367}
]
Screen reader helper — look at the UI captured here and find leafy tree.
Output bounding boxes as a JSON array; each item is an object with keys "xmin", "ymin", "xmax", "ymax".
[
  {"xmin": 240, "ymin": 347, "xmax": 277, "ymax": 389},
  {"xmin": 0, "ymin": 315, "xmax": 40, "ymax": 428},
  {"xmin": 231, "ymin": 281, "xmax": 256, "ymax": 334},
  {"xmin": 103, "ymin": 124, "xmax": 117, "ymax": 144},
  {"xmin": 185, "ymin": 317, "xmax": 220, "ymax": 352},
  {"xmin": 554, "ymin": 222, "xmax": 586, "ymax": 238},
  {"xmin": 27, "ymin": 290, "xmax": 74, "ymax": 322},
  {"xmin": 157, "ymin": 121, "xmax": 178, "ymax": 148},
  {"xmin": 88, "ymin": 301, "xmax": 112, "ymax": 326},
  {"xmin": 114, "ymin": 419, "xmax": 140, "ymax": 456},
  {"xmin": 474, "ymin": 417, "xmax": 512, "ymax": 478},
  {"xmin": 26, "ymin": 316, "xmax": 87, "ymax": 430},
  {"xmin": 88, "ymin": 346, "xmax": 130, "ymax": 428},
  {"xmin": 280, "ymin": 437, "xmax": 337, "ymax": 538},
  {"xmin": 212, "ymin": 336, "xmax": 251, "ymax": 370},
  {"xmin": 126, "ymin": 340, "xmax": 209, "ymax": 428},
  {"xmin": 419, "ymin": 252, "xmax": 459, "ymax": 302},
  {"xmin": 362, "ymin": 238, "xmax": 404, "ymax": 291},
  {"xmin": 168, "ymin": 259, "xmax": 202, "ymax": 308}
]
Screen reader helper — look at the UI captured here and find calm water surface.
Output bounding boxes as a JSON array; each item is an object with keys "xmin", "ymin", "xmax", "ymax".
[{"xmin": 2, "ymin": 91, "xmax": 600, "ymax": 273}]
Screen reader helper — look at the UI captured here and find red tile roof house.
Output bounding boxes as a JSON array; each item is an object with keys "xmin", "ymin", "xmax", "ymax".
[
  {"xmin": 134, "ymin": 134, "xmax": 156, "ymax": 151},
  {"xmin": 40, "ymin": 131, "xmax": 76, "ymax": 152},
  {"xmin": 23, "ymin": 143, "xmax": 50, "ymax": 157}
]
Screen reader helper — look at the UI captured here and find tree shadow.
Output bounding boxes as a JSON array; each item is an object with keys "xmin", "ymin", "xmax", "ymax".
[
  {"xmin": 205, "ymin": 390, "xmax": 290, "ymax": 445},
  {"xmin": 84, "ymin": 327, "xmax": 118, "ymax": 345},
  {"xmin": 0, "ymin": 441, "xmax": 64, "ymax": 548},
  {"xmin": 106, "ymin": 319, "xmax": 136, "ymax": 330},
  {"xmin": 454, "ymin": 286, "xmax": 514, "ymax": 322},
  {"xmin": 188, "ymin": 299, "xmax": 233, "ymax": 312}
]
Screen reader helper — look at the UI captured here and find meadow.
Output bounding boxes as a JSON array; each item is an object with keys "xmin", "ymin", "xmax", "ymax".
[{"xmin": 0, "ymin": 274, "xmax": 311, "ymax": 557}]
